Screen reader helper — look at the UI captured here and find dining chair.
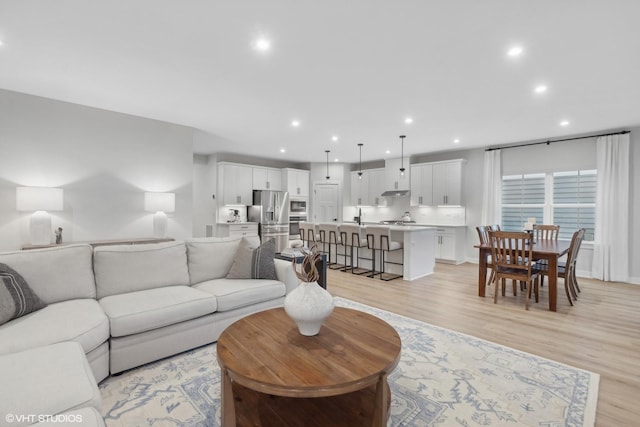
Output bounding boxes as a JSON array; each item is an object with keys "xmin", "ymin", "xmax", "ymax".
[
  {"xmin": 533, "ymin": 224, "xmax": 560, "ymax": 241},
  {"xmin": 537, "ymin": 228, "xmax": 585, "ymax": 306},
  {"xmin": 489, "ymin": 230, "xmax": 541, "ymax": 310},
  {"xmin": 476, "ymin": 226, "xmax": 495, "ymax": 287}
]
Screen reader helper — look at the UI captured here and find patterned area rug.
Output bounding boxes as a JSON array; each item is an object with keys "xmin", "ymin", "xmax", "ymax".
[{"xmin": 100, "ymin": 298, "xmax": 599, "ymax": 426}]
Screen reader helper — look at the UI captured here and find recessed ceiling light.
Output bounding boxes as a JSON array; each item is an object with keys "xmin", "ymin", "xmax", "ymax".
[
  {"xmin": 507, "ymin": 46, "xmax": 523, "ymax": 57},
  {"xmin": 453, "ymin": 139, "xmax": 460, "ymax": 144},
  {"xmin": 404, "ymin": 117, "xmax": 413, "ymax": 124},
  {"xmin": 291, "ymin": 120, "xmax": 300, "ymax": 127},
  {"xmin": 280, "ymin": 148, "xmax": 286, "ymax": 153},
  {"xmin": 0, "ymin": 40, "xmax": 3, "ymax": 46},
  {"xmin": 331, "ymin": 135, "xmax": 338, "ymax": 142},
  {"xmin": 385, "ymin": 149, "xmax": 391, "ymax": 154},
  {"xmin": 253, "ymin": 37, "xmax": 271, "ymax": 52},
  {"xmin": 334, "ymin": 158, "xmax": 339, "ymax": 162},
  {"xmin": 560, "ymin": 120, "xmax": 570, "ymax": 127},
  {"xmin": 534, "ymin": 84, "xmax": 548, "ymax": 94}
]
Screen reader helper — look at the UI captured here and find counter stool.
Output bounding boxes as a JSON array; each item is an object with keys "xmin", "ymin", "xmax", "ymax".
[
  {"xmin": 365, "ymin": 225, "xmax": 404, "ymax": 281},
  {"xmin": 298, "ymin": 221, "xmax": 319, "ymax": 248},
  {"xmin": 317, "ymin": 223, "xmax": 344, "ymax": 270},
  {"xmin": 338, "ymin": 224, "xmax": 369, "ymax": 274}
]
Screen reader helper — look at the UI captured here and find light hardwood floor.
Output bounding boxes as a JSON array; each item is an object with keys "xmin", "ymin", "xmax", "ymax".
[{"xmin": 325, "ymin": 262, "xmax": 640, "ymax": 427}]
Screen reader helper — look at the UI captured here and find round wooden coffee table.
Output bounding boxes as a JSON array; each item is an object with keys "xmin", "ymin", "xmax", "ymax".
[{"xmin": 217, "ymin": 306, "xmax": 401, "ymax": 427}]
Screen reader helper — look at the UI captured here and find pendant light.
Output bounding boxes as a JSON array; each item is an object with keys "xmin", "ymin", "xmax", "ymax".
[
  {"xmin": 399, "ymin": 135, "xmax": 406, "ymax": 176},
  {"xmin": 325, "ymin": 150, "xmax": 331, "ymax": 181},
  {"xmin": 357, "ymin": 143, "xmax": 364, "ymax": 180}
]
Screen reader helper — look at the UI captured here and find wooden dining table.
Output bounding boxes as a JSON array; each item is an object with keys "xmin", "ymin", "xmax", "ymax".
[{"xmin": 476, "ymin": 239, "xmax": 571, "ymax": 311}]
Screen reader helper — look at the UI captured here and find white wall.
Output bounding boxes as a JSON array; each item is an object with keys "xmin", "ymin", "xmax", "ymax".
[{"xmin": 0, "ymin": 89, "xmax": 194, "ymax": 250}]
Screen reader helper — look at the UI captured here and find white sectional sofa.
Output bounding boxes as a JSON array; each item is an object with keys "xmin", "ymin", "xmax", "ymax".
[{"xmin": 0, "ymin": 236, "xmax": 298, "ymax": 426}]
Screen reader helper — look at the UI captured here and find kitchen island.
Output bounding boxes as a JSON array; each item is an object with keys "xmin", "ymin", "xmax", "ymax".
[
  {"xmin": 339, "ymin": 223, "xmax": 436, "ymax": 281},
  {"xmin": 386, "ymin": 225, "xmax": 436, "ymax": 280}
]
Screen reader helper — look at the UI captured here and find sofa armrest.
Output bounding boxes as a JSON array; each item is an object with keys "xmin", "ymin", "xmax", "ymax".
[{"xmin": 274, "ymin": 259, "xmax": 299, "ymax": 294}]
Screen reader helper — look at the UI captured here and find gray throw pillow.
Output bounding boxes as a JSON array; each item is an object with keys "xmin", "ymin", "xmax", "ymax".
[
  {"xmin": 0, "ymin": 263, "xmax": 47, "ymax": 326},
  {"xmin": 226, "ymin": 238, "xmax": 278, "ymax": 280}
]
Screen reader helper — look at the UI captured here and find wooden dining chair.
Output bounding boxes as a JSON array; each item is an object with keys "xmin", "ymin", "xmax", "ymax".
[
  {"xmin": 489, "ymin": 230, "xmax": 541, "ymax": 310},
  {"xmin": 533, "ymin": 224, "xmax": 560, "ymax": 241},
  {"xmin": 476, "ymin": 226, "xmax": 495, "ymax": 287},
  {"xmin": 537, "ymin": 228, "xmax": 585, "ymax": 306}
]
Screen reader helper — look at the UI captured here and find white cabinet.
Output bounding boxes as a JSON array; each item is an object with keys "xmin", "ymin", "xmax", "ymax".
[
  {"xmin": 219, "ymin": 163, "xmax": 253, "ymax": 205},
  {"xmin": 252, "ymin": 167, "xmax": 282, "ymax": 191},
  {"xmin": 384, "ymin": 157, "xmax": 411, "ymax": 192},
  {"xmin": 368, "ymin": 169, "xmax": 387, "ymax": 206},
  {"xmin": 282, "ymin": 168, "xmax": 310, "ymax": 198},
  {"xmin": 211, "ymin": 223, "xmax": 258, "ymax": 238},
  {"xmin": 410, "ymin": 159, "xmax": 464, "ymax": 206},
  {"xmin": 350, "ymin": 171, "xmax": 370, "ymax": 206},
  {"xmin": 410, "ymin": 163, "xmax": 434, "ymax": 206},
  {"xmin": 434, "ymin": 227, "xmax": 465, "ymax": 264},
  {"xmin": 350, "ymin": 169, "xmax": 386, "ymax": 206},
  {"xmin": 433, "ymin": 160, "xmax": 463, "ymax": 206}
]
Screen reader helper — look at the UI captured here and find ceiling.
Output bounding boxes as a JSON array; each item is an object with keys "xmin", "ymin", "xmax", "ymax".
[{"xmin": 1, "ymin": 0, "xmax": 639, "ymax": 164}]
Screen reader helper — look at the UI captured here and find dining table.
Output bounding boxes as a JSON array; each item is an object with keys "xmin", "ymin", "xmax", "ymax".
[{"xmin": 476, "ymin": 239, "xmax": 571, "ymax": 311}]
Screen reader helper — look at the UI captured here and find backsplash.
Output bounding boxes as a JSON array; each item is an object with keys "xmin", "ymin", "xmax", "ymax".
[{"xmin": 343, "ymin": 197, "xmax": 466, "ymax": 225}]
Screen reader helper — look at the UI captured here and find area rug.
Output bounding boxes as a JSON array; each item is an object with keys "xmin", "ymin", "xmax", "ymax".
[{"xmin": 100, "ymin": 297, "xmax": 599, "ymax": 426}]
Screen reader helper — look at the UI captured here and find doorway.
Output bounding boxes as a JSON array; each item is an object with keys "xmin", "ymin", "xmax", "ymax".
[{"xmin": 313, "ymin": 183, "xmax": 340, "ymax": 223}]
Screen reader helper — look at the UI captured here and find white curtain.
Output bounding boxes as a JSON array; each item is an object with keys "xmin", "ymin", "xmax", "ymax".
[
  {"xmin": 481, "ymin": 149, "xmax": 502, "ymax": 225},
  {"xmin": 592, "ymin": 133, "xmax": 630, "ymax": 282}
]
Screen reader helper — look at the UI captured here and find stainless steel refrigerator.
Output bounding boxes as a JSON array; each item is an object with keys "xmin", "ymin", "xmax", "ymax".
[{"xmin": 247, "ymin": 190, "xmax": 290, "ymax": 253}]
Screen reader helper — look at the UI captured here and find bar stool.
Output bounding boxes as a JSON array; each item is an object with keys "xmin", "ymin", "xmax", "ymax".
[
  {"xmin": 317, "ymin": 223, "xmax": 344, "ymax": 270},
  {"xmin": 365, "ymin": 225, "xmax": 404, "ymax": 281},
  {"xmin": 298, "ymin": 222, "xmax": 319, "ymax": 248},
  {"xmin": 338, "ymin": 224, "xmax": 369, "ymax": 274}
]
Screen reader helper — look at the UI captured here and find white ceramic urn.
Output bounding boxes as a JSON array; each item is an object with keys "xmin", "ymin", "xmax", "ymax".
[{"xmin": 284, "ymin": 281, "xmax": 335, "ymax": 336}]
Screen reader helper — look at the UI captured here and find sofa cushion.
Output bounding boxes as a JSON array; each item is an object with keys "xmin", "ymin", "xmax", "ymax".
[
  {"xmin": 194, "ymin": 278, "xmax": 285, "ymax": 312},
  {"xmin": 226, "ymin": 237, "xmax": 278, "ymax": 280},
  {"xmin": 186, "ymin": 236, "xmax": 260, "ymax": 284},
  {"xmin": 0, "ymin": 299, "xmax": 109, "ymax": 356},
  {"xmin": 0, "ymin": 244, "xmax": 96, "ymax": 304},
  {"xmin": 94, "ymin": 241, "xmax": 190, "ymax": 299},
  {"xmin": 99, "ymin": 286, "xmax": 218, "ymax": 337},
  {"xmin": 0, "ymin": 263, "xmax": 47, "ymax": 326},
  {"xmin": 0, "ymin": 342, "xmax": 101, "ymax": 427}
]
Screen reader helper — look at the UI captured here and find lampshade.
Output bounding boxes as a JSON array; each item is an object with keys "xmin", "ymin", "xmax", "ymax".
[
  {"xmin": 16, "ymin": 187, "xmax": 64, "ymax": 212},
  {"xmin": 144, "ymin": 192, "xmax": 175, "ymax": 213}
]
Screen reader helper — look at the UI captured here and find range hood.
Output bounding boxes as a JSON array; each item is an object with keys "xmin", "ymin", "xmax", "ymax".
[{"xmin": 381, "ymin": 190, "xmax": 410, "ymax": 197}]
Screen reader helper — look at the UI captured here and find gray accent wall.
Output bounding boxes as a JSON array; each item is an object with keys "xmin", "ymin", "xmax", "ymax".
[{"xmin": 0, "ymin": 89, "xmax": 194, "ymax": 251}]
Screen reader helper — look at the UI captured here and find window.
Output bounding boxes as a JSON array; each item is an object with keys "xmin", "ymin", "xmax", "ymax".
[
  {"xmin": 552, "ymin": 170, "xmax": 596, "ymax": 241},
  {"xmin": 501, "ymin": 170, "xmax": 596, "ymax": 241},
  {"xmin": 501, "ymin": 174, "xmax": 545, "ymax": 232}
]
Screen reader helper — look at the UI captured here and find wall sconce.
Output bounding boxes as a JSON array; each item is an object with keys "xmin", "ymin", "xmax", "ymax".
[
  {"xmin": 144, "ymin": 192, "xmax": 175, "ymax": 238},
  {"xmin": 16, "ymin": 186, "xmax": 64, "ymax": 245}
]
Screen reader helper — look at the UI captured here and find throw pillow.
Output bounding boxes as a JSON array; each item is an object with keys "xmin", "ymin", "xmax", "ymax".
[
  {"xmin": 226, "ymin": 238, "xmax": 278, "ymax": 280},
  {"xmin": 0, "ymin": 263, "xmax": 47, "ymax": 326}
]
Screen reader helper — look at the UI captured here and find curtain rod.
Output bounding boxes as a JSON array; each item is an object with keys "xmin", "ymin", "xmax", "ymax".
[{"xmin": 485, "ymin": 130, "xmax": 630, "ymax": 152}]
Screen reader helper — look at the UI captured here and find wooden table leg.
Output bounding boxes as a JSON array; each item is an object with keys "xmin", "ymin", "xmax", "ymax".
[
  {"xmin": 548, "ymin": 255, "xmax": 558, "ymax": 312},
  {"xmin": 478, "ymin": 248, "xmax": 487, "ymax": 297},
  {"xmin": 221, "ymin": 368, "xmax": 236, "ymax": 427},
  {"xmin": 371, "ymin": 373, "xmax": 389, "ymax": 426}
]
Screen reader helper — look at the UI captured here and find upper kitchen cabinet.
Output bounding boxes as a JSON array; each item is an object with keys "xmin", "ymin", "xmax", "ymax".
[
  {"xmin": 410, "ymin": 159, "xmax": 464, "ymax": 206},
  {"xmin": 350, "ymin": 170, "xmax": 370, "ymax": 206},
  {"xmin": 368, "ymin": 169, "xmax": 387, "ymax": 207},
  {"xmin": 433, "ymin": 160, "xmax": 463, "ymax": 206},
  {"xmin": 219, "ymin": 163, "xmax": 253, "ymax": 205},
  {"xmin": 350, "ymin": 168, "xmax": 386, "ymax": 207},
  {"xmin": 282, "ymin": 168, "xmax": 310, "ymax": 198},
  {"xmin": 410, "ymin": 163, "xmax": 433, "ymax": 206},
  {"xmin": 384, "ymin": 157, "xmax": 411, "ymax": 192},
  {"xmin": 252, "ymin": 167, "xmax": 282, "ymax": 191}
]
